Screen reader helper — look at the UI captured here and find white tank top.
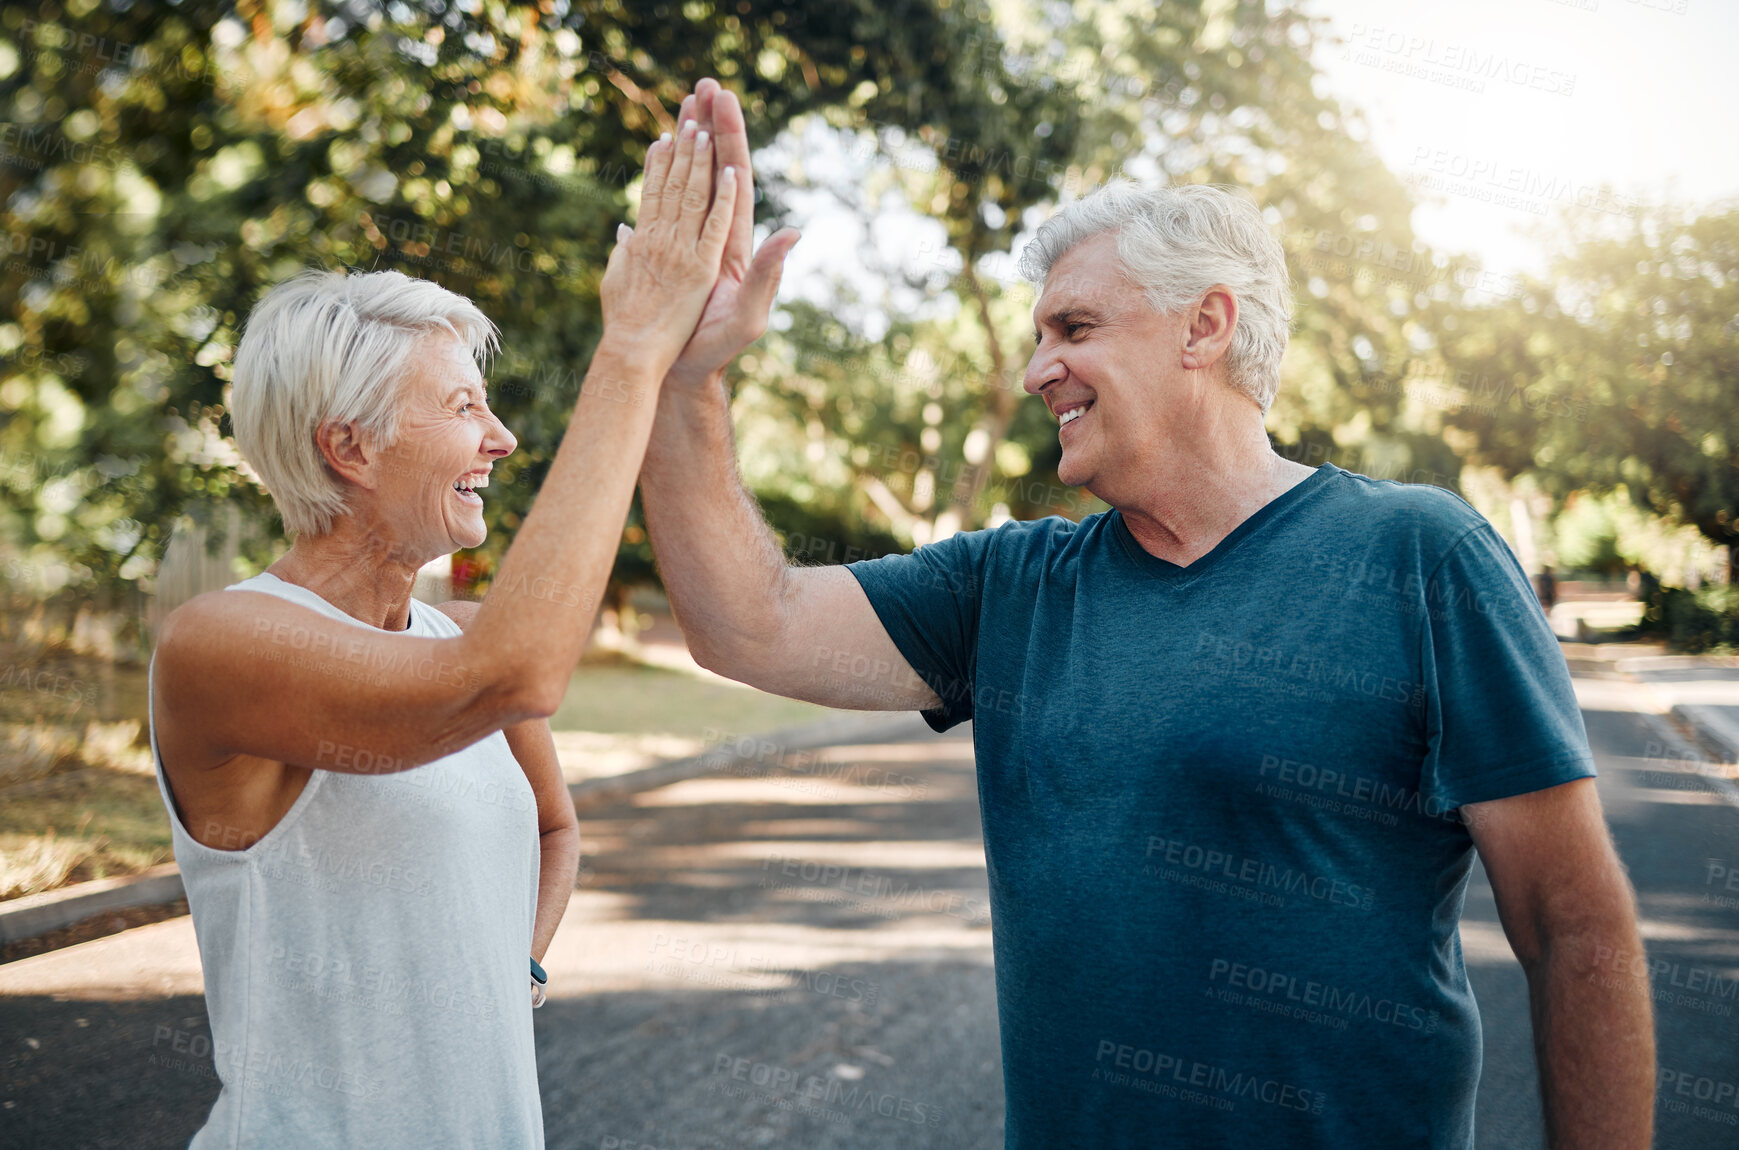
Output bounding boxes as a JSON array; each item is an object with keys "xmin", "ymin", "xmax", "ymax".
[{"xmin": 148, "ymin": 573, "xmax": 544, "ymax": 1149}]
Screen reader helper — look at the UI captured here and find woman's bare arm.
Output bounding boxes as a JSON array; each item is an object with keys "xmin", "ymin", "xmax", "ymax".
[{"xmin": 155, "ymin": 123, "xmax": 737, "ymax": 776}]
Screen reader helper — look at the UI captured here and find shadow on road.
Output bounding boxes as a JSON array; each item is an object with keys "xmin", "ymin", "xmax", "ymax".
[{"xmin": 0, "ymin": 993, "xmax": 220, "ymax": 1150}]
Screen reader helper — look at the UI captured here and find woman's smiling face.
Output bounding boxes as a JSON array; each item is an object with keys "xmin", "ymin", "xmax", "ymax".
[{"xmin": 367, "ymin": 333, "xmax": 517, "ymax": 555}]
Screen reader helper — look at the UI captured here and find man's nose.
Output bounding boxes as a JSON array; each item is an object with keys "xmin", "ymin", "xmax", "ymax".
[{"xmin": 1024, "ymin": 345, "xmax": 1064, "ymax": 395}]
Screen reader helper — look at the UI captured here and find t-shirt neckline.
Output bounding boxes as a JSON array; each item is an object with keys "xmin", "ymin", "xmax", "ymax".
[{"xmin": 1110, "ymin": 462, "xmax": 1340, "ymax": 584}]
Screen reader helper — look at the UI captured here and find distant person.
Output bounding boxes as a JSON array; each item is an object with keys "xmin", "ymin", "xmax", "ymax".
[
  {"xmin": 638, "ymin": 81, "xmax": 1655, "ymax": 1148},
  {"xmin": 150, "ymin": 125, "xmax": 737, "ymax": 1147},
  {"xmin": 1536, "ymin": 562, "xmax": 1558, "ymax": 611}
]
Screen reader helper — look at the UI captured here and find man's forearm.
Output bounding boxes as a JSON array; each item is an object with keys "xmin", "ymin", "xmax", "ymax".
[
  {"xmin": 1529, "ymin": 922, "xmax": 1655, "ymax": 1148},
  {"xmin": 640, "ymin": 370, "xmax": 792, "ymax": 674}
]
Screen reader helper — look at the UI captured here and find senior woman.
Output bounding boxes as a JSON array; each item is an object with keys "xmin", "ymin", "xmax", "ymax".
[{"xmin": 149, "ymin": 114, "xmax": 762, "ymax": 1148}]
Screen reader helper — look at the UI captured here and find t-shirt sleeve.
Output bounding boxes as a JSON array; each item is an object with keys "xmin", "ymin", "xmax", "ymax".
[
  {"xmin": 1418, "ymin": 523, "xmax": 1597, "ymax": 809},
  {"xmin": 845, "ymin": 528, "xmax": 994, "ymax": 732}
]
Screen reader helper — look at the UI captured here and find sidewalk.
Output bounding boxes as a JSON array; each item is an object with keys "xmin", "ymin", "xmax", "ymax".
[{"xmin": 1561, "ymin": 640, "xmax": 1739, "ymax": 769}]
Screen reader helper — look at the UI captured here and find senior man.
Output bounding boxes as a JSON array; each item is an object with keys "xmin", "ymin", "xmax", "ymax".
[{"xmin": 643, "ymin": 82, "xmax": 1654, "ymax": 1149}]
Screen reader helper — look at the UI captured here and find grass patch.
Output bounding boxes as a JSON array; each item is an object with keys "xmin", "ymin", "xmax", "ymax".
[
  {"xmin": 550, "ymin": 662, "xmax": 838, "ymax": 736},
  {"xmin": 0, "ymin": 771, "xmax": 173, "ymax": 900},
  {"xmin": 0, "ymin": 656, "xmax": 837, "ymax": 902}
]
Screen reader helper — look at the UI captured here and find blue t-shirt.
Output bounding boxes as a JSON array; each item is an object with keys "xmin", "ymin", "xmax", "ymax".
[{"xmin": 846, "ymin": 463, "xmax": 1594, "ymax": 1150}]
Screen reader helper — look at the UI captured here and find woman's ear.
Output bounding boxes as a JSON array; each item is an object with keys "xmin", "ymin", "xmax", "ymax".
[{"xmin": 313, "ymin": 419, "xmax": 377, "ymax": 490}]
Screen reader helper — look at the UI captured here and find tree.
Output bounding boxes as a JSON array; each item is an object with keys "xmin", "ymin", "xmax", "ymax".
[
  {"xmin": 0, "ymin": 0, "xmax": 1069, "ymax": 617},
  {"xmin": 739, "ymin": 0, "xmax": 1455, "ymax": 550},
  {"xmin": 1428, "ymin": 201, "xmax": 1739, "ymax": 582}
]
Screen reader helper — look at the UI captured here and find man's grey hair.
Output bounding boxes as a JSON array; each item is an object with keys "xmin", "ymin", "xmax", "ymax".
[
  {"xmin": 230, "ymin": 269, "xmax": 498, "ymax": 537},
  {"xmin": 1017, "ymin": 181, "xmax": 1292, "ymax": 412}
]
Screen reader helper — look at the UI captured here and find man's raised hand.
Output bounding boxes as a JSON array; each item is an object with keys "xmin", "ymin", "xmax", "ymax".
[{"xmin": 666, "ymin": 78, "xmax": 801, "ymax": 386}]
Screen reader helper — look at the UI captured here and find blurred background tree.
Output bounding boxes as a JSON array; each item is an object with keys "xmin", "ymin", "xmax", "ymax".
[
  {"xmin": 1429, "ymin": 201, "xmax": 1739, "ymax": 583},
  {"xmin": 0, "ymin": 0, "xmax": 1734, "ymax": 654}
]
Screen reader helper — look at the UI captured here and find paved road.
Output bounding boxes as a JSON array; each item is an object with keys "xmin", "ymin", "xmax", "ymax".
[
  {"xmin": 1466, "ymin": 676, "xmax": 1739, "ymax": 1149},
  {"xmin": 4, "ymin": 681, "xmax": 1738, "ymax": 1148}
]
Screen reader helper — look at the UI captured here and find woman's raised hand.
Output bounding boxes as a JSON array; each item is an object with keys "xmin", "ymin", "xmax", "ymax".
[{"xmin": 599, "ymin": 120, "xmax": 737, "ymax": 372}]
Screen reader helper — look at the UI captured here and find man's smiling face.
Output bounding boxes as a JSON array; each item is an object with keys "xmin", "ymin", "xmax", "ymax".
[{"xmin": 1022, "ymin": 231, "xmax": 1200, "ymax": 498}]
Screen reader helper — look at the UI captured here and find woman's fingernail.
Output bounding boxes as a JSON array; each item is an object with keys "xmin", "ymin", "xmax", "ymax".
[
  {"xmin": 617, "ymin": 223, "xmax": 631, "ymax": 243},
  {"xmin": 659, "ymin": 132, "xmax": 671, "ymax": 144},
  {"xmin": 696, "ymin": 130, "xmax": 709, "ymax": 148}
]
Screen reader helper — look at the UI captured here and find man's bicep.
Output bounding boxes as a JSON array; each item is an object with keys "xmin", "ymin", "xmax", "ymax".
[
  {"xmin": 758, "ymin": 566, "xmax": 943, "ymax": 712},
  {"xmin": 1465, "ymin": 778, "xmax": 1635, "ymax": 966}
]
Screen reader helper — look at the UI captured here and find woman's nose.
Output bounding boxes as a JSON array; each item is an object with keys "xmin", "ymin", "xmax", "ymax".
[{"xmin": 484, "ymin": 413, "xmax": 517, "ymax": 458}]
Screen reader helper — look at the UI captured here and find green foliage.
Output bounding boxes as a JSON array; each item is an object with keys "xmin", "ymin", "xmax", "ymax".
[
  {"xmin": 1, "ymin": 0, "xmax": 1059, "ymax": 594},
  {"xmin": 751, "ymin": 0, "xmax": 1444, "ymax": 546},
  {"xmin": 1431, "ymin": 201, "xmax": 1739, "ymax": 581},
  {"xmin": 1638, "ymin": 583, "xmax": 1739, "ymax": 654},
  {"xmin": 2, "ymin": 0, "xmax": 1732, "ymax": 623},
  {"xmin": 1551, "ymin": 493, "xmax": 1623, "ymax": 574}
]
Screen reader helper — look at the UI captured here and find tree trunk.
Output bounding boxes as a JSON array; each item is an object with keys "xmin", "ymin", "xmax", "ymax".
[{"xmin": 931, "ymin": 263, "xmax": 1019, "ymax": 541}]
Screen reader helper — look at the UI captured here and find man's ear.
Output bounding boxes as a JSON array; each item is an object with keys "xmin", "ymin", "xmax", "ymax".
[
  {"xmin": 313, "ymin": 419, "xmax": 378, "ymax": 490},
  {"xmin": 1180, "ymin": 286, "xmax": 1238, "ymax": 374}
]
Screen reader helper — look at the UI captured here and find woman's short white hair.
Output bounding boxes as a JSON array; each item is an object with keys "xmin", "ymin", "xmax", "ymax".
[
  {"xmin": 230, "ymin": 268, "xmax": 498, "ymax": 537},
  {"xmin": 1017, "ymin": 181, "xmax": 1292, "ymax": 413}
]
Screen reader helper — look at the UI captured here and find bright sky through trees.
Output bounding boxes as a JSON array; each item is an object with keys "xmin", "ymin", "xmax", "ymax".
[{"xmin": 1308, "ymin": 0, "xmax": 1739, "ymax": 276}]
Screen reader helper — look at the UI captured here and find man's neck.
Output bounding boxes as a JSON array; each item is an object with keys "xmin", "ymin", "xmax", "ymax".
[
  {"xmin": 267, "ymin": 523, "xmax": 427, "ymax": 631},
  {"xmin": 1108, "ymin": 445, "xmax": 1319, "ymax": 568}
]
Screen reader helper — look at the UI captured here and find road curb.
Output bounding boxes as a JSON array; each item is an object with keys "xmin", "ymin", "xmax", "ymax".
[
  {"xmin": 1565, "ymin": 643, "xmax": 1739, "ymax": 773},
  {"xmin": 0, "ymin": 711, "xmax": 934, "ymax": 950},
  {"xmin": 0, "ymin": 862, "xmax": 184, "ymax": 946},
  {"xmin": 1673, "ymin": 703, "xmax": 1739, "ymax": 766}
]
